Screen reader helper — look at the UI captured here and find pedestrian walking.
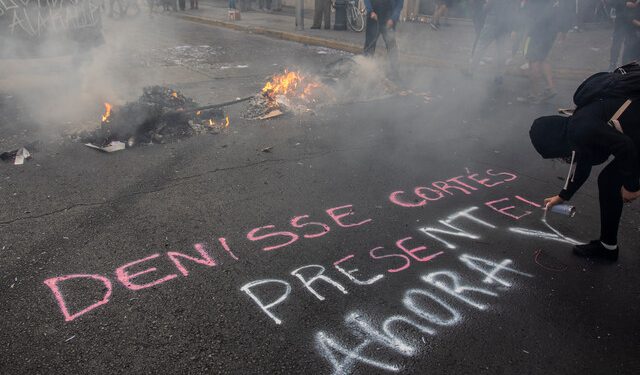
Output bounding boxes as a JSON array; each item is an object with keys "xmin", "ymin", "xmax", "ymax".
[
  {"xmin": 311, "ymin": 0, "xmax": 332, "ymax": 29},
  {"xmin": 471, "ymin": 0, "xmax": 488, "ymax": 55},
  {"xmin": 610, "ymin": 0, "xmax": 637, "ymax": 69},
  {"xmin": 465, "ymin": 0, "xmax": 511, "ymax": 82},
  {"xmin": 402, "ymin": 0, "xmax": 421, "ymax": 21},
  {"xmin": 524, "ymin": 0, "xmax": 558, "ymax": 102},
  {"xmin": 529, "ymin": 63, "xmax": 640, "ymax": 261},
  {"xmin": 621, "ymin": 1, "xmax": 640, "ymax": 63},
  {"xmin": 363, "ymin": 0, "xmax": 404, "ymax": 79},
  {"xmin": 430, "ymin": 0, "xmax": 453, "ymax": 30},
  {"xmin": 190, "ymin": 0, "xmax": 198, "ymax": 9},
  {"xmin": 507, "ymin": 0, "xmax": 527, "ymax": 64}
]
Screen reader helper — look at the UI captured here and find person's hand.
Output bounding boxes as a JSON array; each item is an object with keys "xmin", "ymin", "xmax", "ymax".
[
  {"xmin": 621, "ymin": 187, "xmax": 640, "ymax": 203},
  {"xmin": 370, "ymin": 11, "xmax": 378, "ymax": 20},
  {"xmin": 386, "ymin": 19, "xmax": 395, "ymax": 28},
  {"xmin": 543, "ymin": 195, "xmax": 564, "ymax": 210}
]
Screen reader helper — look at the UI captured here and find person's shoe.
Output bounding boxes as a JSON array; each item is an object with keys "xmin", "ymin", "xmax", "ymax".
[
  {"xmin": 573, "ymin": 240, "xmax": 619, "ymax": 261},
  {"xmin": 429, "ymin": 22, "xmax": 439, "ymax": 30},
  {"xmin": 310, "ymin": 25, "xmax": 320, "ymax": 29},
  {"xmin": 324, "ymin": 26, "xmax": 331, "ymax": 30},
  {"xmin": 537, "ymin": 88, "xmax": 556, "ymax": 102}
]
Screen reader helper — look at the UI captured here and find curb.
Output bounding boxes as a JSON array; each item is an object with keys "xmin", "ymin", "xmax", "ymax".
[
  {"xmin": 175, "ymin": 13, "xmax": 594, "ymax": 81},
  {"xmin": 176, "ymin": 14, "xmax": 363, "ymax": 54}
]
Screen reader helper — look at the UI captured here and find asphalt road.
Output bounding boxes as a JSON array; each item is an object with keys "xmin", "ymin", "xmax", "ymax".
[{"xmin": 1, "ymin": 14, "xmax": 640, "ymax": 375}]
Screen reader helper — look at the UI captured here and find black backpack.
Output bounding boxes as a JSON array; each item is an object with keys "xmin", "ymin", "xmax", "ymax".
[{"xmin": 573, "ymin": 61, "xmax": 640, "ymax": 108}]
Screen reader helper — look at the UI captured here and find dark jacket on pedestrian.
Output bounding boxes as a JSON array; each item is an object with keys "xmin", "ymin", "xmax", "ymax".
[
  {"xmin": 363, "ymin": 0, "xmax": 404, "ymax": 21},
  {"xmin": 530, "ymin": 98, "xmax": 640, "ymax": 201}
]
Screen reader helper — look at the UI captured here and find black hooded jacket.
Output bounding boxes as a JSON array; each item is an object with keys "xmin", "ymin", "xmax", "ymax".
[{"xmin": 531, "ymin": 98, "xmax": 640, "ymax": 201}]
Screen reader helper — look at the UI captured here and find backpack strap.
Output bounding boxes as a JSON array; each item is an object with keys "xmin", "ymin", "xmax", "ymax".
[{"xmin": 608, "ymin": 99, "xmax": 632, "ymax": 133}]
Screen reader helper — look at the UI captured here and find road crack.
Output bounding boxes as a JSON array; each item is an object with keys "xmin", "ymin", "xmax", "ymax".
[{"xmin": 0, "ymin": 148, "xmax": 356, "ymax": 226}]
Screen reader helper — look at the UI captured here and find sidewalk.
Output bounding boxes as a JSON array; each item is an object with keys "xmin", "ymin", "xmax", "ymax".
[{"xmin": 172, "ymin": 0, "xmax": 613, "ymax": 79}]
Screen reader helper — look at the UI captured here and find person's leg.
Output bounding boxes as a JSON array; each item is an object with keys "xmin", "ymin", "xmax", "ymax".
[
  {"xmin": 363, "ymin": 16, "xmax": 379, "ymax": 56},
  {"xmin": 621, "ymin": 28, "xmax": 639, "ymax": 64},
  {"xmin": 469, "ymin": 24, "xmax": 496, "ymax": 74},
  {"xmin": 312, "ymin": 0, "xmax": 323, "ymax": 28},
  {"xmin": 494, "ymin": 32, "xmax": 507, "ymax": 81},
  {"xmin": 542, "ymin": 61, "xmax": 554, "ymax": 90},
  {"xmin": 610, "ymin": 19, "xmax": 624, "ymax": 69},
  {"xmin": 598, "ymin": 162, "xmax": 625, "ymax": 246},
  {"xmin": 431, "ymin": 4, "xmax": 443, "ymax": 29},
  {"xmin": 380, "ymin": 20, "xmax": 399, "ymax": 78},
  {"xmin": 471, "ymin": 4, "xmax": 486, "ymax": 55},
  {"xmin": 528, "ymin": 61, "xmax": 542, "ymax": 96},
  {"xmin": 323, "ymin": 0, "xmax": 331, "ymax": 29},
  {"xmin": 437, "ymin": 5, "xmax": 446, "ymax": 24}
]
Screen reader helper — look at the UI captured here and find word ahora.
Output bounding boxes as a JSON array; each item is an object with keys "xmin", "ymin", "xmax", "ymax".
[{"xmin": 315, "ymin": 253, "xmax": 533, "ymax": 374}]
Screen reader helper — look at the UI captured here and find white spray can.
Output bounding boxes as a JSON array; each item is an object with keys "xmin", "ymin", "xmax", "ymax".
[{"xmin": 548, "ymin": 204, "xmax": 576, "ymax": 217}]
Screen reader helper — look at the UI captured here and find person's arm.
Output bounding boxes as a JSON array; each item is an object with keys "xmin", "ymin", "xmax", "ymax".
[
  {"xmin": 391, "ymin": 0, "xmax": 405, "ymax": 22},
  {"xmin": 595, "ymin": 125, "xmax": 640, "ymax": 192},
  {"xmin": 363, "ymin": 0, "xmax": 373, "ymax": 13},
  {"xmin": 558, "ymin": 160, "xmax": 592, "ymax": 201}
]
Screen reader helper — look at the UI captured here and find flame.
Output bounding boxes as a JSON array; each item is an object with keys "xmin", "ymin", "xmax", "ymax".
[
  {"xmin": 196, "ymin": 111, "xmax": 201, "ymax": 116},
  {"xmin": 207, "ymin": 116, "xmax": 230, "ymax": 128},
  {"xmin": 302, "ymin": 82, "xmax": 322, "ymax": 99},
  {"xmin": 101, "ymin": 102, "xmax": 112, "ymax": 123},
  {"xmin": 261, "ymin": 70, "xmax": 321, "ymax": 102},
  {"xmin": 171, "ymin": 92, "xmax": 178, "ymax": 98}
]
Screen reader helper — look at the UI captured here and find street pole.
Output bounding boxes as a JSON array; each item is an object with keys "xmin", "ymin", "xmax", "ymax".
[{"xmin": 295, "ymin": 0, "xmax": 304, "ymax": 30}]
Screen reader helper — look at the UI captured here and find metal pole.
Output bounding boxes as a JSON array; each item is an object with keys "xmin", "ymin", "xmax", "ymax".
[{"xmin": 295, "ymin": 0, "xmax": 304, "ymax": 30}]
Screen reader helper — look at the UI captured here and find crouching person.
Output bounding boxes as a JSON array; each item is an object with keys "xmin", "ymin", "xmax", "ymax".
[{"xmin": 529, "ymin": 63, "xmax": 640, "ymax": 261}]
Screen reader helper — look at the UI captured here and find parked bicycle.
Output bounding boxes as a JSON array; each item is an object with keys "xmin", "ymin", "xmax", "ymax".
[
  {"xmin": 332, "ymin": 0, "xmax": 365, "ymax": 32},
  {"xmin": 346, "ymin": 0, "xmax": 365, "ymax": 32}
]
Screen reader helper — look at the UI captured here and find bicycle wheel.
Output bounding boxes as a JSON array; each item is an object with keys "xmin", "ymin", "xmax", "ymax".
[{"xmin": 347, "ymin": 5, "xmax": 365, "ymax": 32}]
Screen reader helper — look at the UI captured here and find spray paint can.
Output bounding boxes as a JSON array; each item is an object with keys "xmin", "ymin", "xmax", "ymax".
[{"xmin": 549, "ymin": 204, "xmax": 576, "ymax": 217}]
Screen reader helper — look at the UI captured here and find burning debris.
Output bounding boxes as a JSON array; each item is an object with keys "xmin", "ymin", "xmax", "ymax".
[
  {"xmin": 244, "ymin": 70, "xmax": 328, "ymax": 120},
  {"xmin": 82, "ymin": 86, "xmax": 234, "ymax": 148},
  {"xmin": 189, "ymin": 109, "xmax": 230, "ymax": 135},
  {"xmin": 244, "ymin": 58, "xmax": 426, "ymax": 120}
]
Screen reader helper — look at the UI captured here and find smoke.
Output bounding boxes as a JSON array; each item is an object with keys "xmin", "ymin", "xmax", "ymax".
[{"xmin": 0, "ymin": 2, "xmax": 173, "ymax": 136}]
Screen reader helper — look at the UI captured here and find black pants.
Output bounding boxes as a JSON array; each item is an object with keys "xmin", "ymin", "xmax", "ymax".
[
  {"xmin": 610, "ymin": 20, "xmax": 632, "ymax": 68},
  {"xmin": 312, "ymin": 0, "xmax": 331, "ymax": 28},
  {"xmin": 363, "ymin": 15, "xmax": 398, "ymax": 76},
  {"xmin": 598, "ymin": 161, "xmax": 625, "ymax": 245},
  {"xmin": 623, "ymin": 31, "xmax": 640, "ymax": 64}
]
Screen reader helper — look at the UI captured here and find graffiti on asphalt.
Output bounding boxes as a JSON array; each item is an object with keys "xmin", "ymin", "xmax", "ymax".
[
  {"xmin": 42, "ymin": 167, "xmax": 578, "ymax": 373},
  {"xmin": 315, "ymin": 254, "xmax": 533, "ymax": 374}
]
